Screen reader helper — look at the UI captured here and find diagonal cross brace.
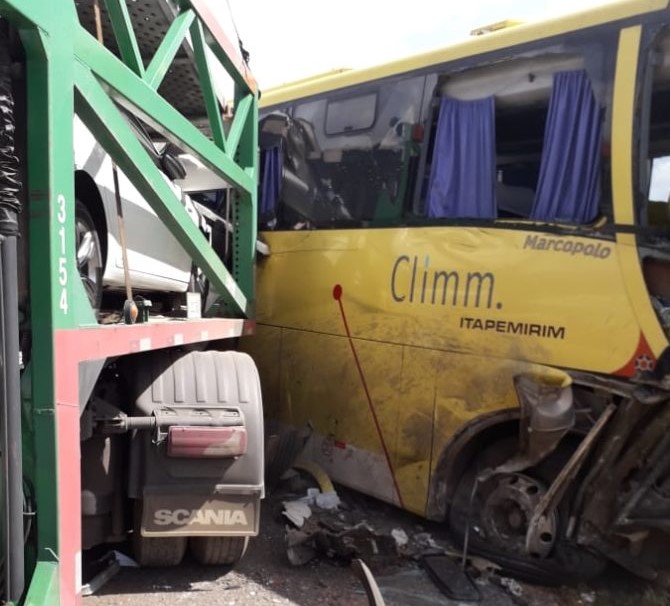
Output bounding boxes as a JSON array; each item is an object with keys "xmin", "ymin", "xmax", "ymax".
[
  {"xmin": 75, "ymin": 27, "xmax": 256, "ymax": 194},
  {"xmin": 74, "ymin": 62, "xmax": 250, "ymax": 317}
]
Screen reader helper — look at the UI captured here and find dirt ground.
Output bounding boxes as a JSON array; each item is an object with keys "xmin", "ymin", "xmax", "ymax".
[{"xmin": 83, "ymin": 478, "xmax": 670, "ymax": 606}]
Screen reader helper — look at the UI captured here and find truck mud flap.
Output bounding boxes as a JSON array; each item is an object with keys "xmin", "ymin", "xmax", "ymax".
[{"xmin": 126, "ymin": 349, "xmax": 265, "ymax": 497}]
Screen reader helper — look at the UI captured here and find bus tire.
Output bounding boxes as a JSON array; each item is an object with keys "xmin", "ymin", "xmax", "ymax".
[
  {"xmin": 189, "ymin": 535, "xmax": 249, "ymax": 566},
  {"xmin": 132, "ymin": 500, "xmax": 187, "ymax": 567},
  {"xmin": 447, "ymin": 435, "xmax": 606, "ymax": 585},
  {"xmin": 264, "ymin": 420, "xmax": 309, "ymax": 492}
]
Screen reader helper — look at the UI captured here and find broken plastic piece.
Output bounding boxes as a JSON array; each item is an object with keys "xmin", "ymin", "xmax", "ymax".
[
  {"xmin": 422, "ymin": 555, "xmax": 481, "ymax": 602},
  {"xmin": 391, "ymin": 528, "xmax": 409, "ymax": 548},
  {"xmin": 282, "ymin": 500, "xmax": 312, "ymax": 527},
  {"xmin": 112, "ymin": 550, "xmax": 139, "ymax": 568},
  {"xmin": 81, "ymin": 554, "xmax": 121, "ymax": 596},
  {"xmin": 299, "ymin": 487, "xmax": 321, "ymax": 504},
  {"xmin": 315, "ymin": 490, "xmax": 341, "ymax": 510}
]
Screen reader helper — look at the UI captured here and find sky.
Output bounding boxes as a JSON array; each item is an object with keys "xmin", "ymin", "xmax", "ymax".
[{"xmin": 212, "ymin": 0, "xmax": 620, "ymax": 90}]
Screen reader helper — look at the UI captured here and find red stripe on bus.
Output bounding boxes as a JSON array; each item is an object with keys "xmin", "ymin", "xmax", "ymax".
[{"xmin": 333, "ymin": 284, "xmax": 404, "ymax": 509}]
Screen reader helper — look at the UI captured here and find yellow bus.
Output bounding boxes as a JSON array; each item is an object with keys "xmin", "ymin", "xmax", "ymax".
[{"xmin": 244, "ymin": 0, "xmax": 670, "ymax": 583}]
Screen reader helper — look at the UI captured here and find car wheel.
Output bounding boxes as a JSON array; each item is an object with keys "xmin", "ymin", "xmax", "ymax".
[{"xmin": 75, "ymin": 199, "xmax": 104, "ymax": 311}]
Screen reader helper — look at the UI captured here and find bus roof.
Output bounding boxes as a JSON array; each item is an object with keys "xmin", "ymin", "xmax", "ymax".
[{"xmin": 260, "ymin": 0, "xmax": 668, "ymax": 108}]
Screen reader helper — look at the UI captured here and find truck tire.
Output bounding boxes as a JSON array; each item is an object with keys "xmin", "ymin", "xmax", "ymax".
[
  {"xmin": 189, "ymin": 536, "xmax": 249, "ymax": 565},
  {"xmin": 132, "ymin": 500, "xmax": 187, "ymax": 567}
]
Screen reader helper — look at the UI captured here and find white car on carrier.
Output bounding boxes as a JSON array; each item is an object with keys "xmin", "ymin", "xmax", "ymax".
[{"xmin": 73, "ymin": 114, "xmax": 225, "ymax": 313}]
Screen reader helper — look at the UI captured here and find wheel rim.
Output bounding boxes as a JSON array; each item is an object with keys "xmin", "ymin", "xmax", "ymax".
[
  {"xmin": 75, "ymin": 209, "xmax": 103, "ymax": 309},
  {"xmin": 481, "ymin": 473, "xmax": 557, "ymax": 559}
]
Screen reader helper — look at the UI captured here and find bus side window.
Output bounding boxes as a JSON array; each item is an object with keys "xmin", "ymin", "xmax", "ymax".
[
  {"xmin": 259, "ymin": 110, "xmax": 290, "ymax": 229},
  {"xmin": 422, "ymin": 36, "xmax": 614, "ymax": 225},
  {"xmin": 368, "ymin": 75, "xmax": 425, "ymax": 224},
  {"xmin": 425, "ymin": 94, "xmax": 497, "ymax": 219},
  {"xmin": 287, "ymin": 76, "xmax": 424, "ymax": 228},
  {"xmin": 649, "ymin": 157, "xmax": 670, "ymax": 225},
  {"xmin": 645, "ymin": 27, "xmax": 670, "ymax": 226},
  {"xmin": 259, "ymin": 107, "xmax": 349, "ymax": 230}
]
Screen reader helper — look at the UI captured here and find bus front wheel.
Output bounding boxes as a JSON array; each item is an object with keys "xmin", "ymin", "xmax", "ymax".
[{"xmin": 447, "ymin": 436, "xmax": 605, "ymax": 585}]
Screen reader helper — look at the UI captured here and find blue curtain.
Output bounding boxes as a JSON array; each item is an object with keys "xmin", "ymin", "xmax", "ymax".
[
  {"xmin": 426, "ymin": 96, "xmax": 496, "ymax": 219},
  {"xmin": 531, "ymin": 70, "xmax": 603, "ymax": 223},
  {"xmin": 260, "ymin": 146, "xmax": 282, "ymax": 216}
]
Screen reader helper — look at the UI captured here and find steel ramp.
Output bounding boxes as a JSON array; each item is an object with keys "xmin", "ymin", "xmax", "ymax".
[{"xmin": 75, "ymin": 0, "xmax": 211, "ymax": 125}]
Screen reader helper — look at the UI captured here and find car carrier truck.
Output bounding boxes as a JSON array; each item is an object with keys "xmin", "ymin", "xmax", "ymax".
[{"xmin": 0, "ymin": 0, "xmax": 263, "ymax": 603}]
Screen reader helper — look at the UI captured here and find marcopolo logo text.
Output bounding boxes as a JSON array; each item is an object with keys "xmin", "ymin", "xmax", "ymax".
[{"xmin": 523, "ymin": 234, "xmax": 612, "ymax": 259}]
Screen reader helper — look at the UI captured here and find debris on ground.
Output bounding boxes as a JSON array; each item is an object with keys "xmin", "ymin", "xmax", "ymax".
[
  {"xmin": 288, "ymin": 485, "xmax": 341, "ymax": 511},
  {"xmin": 278, "ymin": 466, "xmax": 456, "ymax": 576},
  {"xmin": 112, "ymin": 550, "xmax": 139, "ymax": 568},
  {"xmin": 81, "ymin": 549, "xmax": 141, "ymax": 596},
  {"xmin": 84, "ymin": 478, "xmax": 670, "ymax": 606},
  {"xmin": 286, "ymin": 527, "xmax": 317, "ymax": 566},
  {"xmin": 410, "ymin": 531, "xmax": 444, "ymax": 555},
  {"xmin": 580, "ymin": 591, "xmax": 596, "ymax": 604},
  {"xmin": 275, "ymin": 467, "xmax": 578, "ymax": 605},
  {"xmin": 314, "ymin": 490, "xmax": 341, "ymax": 510},
  {"xmin": 292, "ymin": 459, "xmax": 336, "ymax": 494},
  {"xmin": 422, "ymin": 554, "xmax": 481, "ymax": 602},
  {"xmin": 285, "ymin": 515, "xmax": 399, "ymax": 566},
  {"xmin": 352, "ymin": 559, "xmax": 387, "ymax": 606},
  {"xmin": 467, "ymin": 555, "xmax": 502, "ymax": 577},
  {"xmin": 499, "ymin": 575, "xmax": 524, "ymax": 598},
  {"xmin": 390, "ymin": 529, "xmax": 408, "ymax": 550},
  {"xmin": 282, "ymin": 500, "xmax": 312, "ymax": 528}
]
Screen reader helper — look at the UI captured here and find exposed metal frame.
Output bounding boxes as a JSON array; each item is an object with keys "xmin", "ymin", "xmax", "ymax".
[{"xmin": 0, "ymin": 1, "xmax": 259, "ymax": 603}]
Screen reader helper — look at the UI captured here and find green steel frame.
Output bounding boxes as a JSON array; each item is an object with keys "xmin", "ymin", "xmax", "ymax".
[{"xmin": 0, "ymin": 1, "xmax": 259, "ymax": 603}]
